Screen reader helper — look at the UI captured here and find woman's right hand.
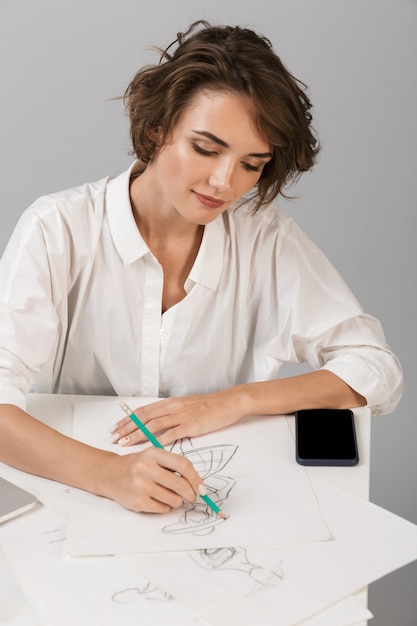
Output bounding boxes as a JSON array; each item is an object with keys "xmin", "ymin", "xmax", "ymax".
[
  {"xmin": 0, "ymin": 404, "xmax": 204, "ymax": 515},
  {"xmin": 100, "ymin": 446, "xmax": 204, "ymax": 514}
]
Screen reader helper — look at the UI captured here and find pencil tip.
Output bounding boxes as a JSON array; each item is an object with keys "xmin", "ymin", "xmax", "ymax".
[{"xmin": 217, "ymin": 511, "xmax": 228, "ymax": 520}]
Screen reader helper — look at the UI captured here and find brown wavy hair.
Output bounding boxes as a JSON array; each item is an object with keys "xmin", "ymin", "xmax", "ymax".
[{"xmin": 122, "ymin": 20, "xmax": 320, "ymax": 212}]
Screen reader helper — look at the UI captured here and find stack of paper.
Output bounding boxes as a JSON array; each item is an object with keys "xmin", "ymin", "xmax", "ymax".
[
  {"xmin": 67, "ymin": 400, "xmax": 417, "ymax": 625},
  {"xmin": 1, "ymin": 398, "xmax": 417, "ymax": 625}
]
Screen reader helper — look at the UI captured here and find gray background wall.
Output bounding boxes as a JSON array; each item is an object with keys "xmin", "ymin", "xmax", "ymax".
[{"xmin": 1, "ymin": 1, "xmax": 415, "ymax": 623}]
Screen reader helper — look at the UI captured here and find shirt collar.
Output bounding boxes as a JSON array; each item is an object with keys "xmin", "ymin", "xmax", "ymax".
[
  {"xmin": 106, "ymin": 162, "xmax": 226, "ymax": 290},
  {"xmin": 187, "ymin": 216, "xmax": 225, "ymax": 291},
  {"xmin": 106, "ymin": 162, "xmax": 150, "ymax": 264}
]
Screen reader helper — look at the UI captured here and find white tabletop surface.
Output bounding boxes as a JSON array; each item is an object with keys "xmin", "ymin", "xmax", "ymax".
[{"xmin": 0, "ymin": 394, "xmax": 371, "ymax": 626}]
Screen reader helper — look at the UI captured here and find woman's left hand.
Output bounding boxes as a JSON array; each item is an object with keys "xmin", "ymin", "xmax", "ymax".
[{"xmin": 109, "ymin": 389, "xmax": 245, "ymax": 447}]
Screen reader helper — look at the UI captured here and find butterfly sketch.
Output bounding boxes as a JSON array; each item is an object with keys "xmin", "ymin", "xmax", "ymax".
[{"xmin": 162, "ymin": 438, "xmax": 238, "ymax": 536}]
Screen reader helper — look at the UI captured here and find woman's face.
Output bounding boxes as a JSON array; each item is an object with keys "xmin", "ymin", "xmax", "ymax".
[{"xmin": 147, "ymin": 90, "xmax": 272, "ymax": 225}]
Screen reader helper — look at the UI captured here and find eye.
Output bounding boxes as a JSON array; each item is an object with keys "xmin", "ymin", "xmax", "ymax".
[
  {"xmin": 192, "ymin": 142, "xmax": 218, "ymax": 157},
  {"xmin": 242, "ymin": 162, "xmax": 262, "ymax": 173}
]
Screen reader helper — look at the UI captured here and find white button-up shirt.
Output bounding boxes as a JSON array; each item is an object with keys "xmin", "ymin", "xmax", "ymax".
[{"xmin": 0, "ymin": 164, "xmax": 403, "ymax": 414}]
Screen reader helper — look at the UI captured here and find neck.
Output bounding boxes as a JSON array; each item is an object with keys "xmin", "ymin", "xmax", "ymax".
[
  {"xmin": 129, "ymin": 165, "xmax": 205, "ymax": 312},
  {"xmin": 129, "ymin": 167, "xmax": 202, "ymax": 247},
  {"xmin": 129, "ymin": 170, "xmax": 204, "ymax": 263}
]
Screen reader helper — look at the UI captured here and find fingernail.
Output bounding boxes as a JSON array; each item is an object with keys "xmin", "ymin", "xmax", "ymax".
[
  {"xmin": 109, "ymin": 424, "xmax": 118, "ymax": 434},
  {"xmin": 197, "ymin": 484, "xmax": 207, "ymax": 496},
  {"xmin": 118, "ymin": 436, "xmax": 130, "ymax": 446},
  {"xmin": 109, "ymin": 433, "xmax": 120, "ymax": 444}
]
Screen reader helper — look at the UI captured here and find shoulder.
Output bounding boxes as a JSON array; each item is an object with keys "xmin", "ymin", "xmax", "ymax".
[
  {"xmin": 8, "ymin": 175, "xmax": 113, "ymax": 253},
  {"xmin": 221, "ymin": 198, "xmax": 342, "ymax": 282},
  {"xmin": 222, "ymin": 198, "xmax": 306, "ymax": 249},
  {"xmin": 26, "ymin": 176, "xmax": 109, "ymax": 225},
  {"xmin": 0, "ymin": 176, "xmax": 114, "ymax": 282}
]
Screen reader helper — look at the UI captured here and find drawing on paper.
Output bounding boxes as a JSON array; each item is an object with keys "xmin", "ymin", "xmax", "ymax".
[
  {"xmin": 112, "ymin": 579, "xmax": 173, "ymax": 603},
  {"xmin": 189, "ymin": 547, "xmax": 284, "ymax": 597},
  {"xmin": 42, "ymin": 527, "xmax": 65, "ymax": 544},
  {"xmin": 162, "ymin": 438, "xmax": 238, "ymax": 536}
]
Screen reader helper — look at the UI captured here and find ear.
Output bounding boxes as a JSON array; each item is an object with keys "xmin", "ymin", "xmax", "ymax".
[{"xmin": 147, "ymin": 125, "xmax": 161, "ymax": 142}]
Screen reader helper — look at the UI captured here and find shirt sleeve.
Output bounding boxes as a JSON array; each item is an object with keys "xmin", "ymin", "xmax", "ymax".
[
  {"xmin": 0, "ymin": 205, "xmax": 62, "ymax": 409},
  {"xmin": 318, "ymin": 320, "xmax": 403, "ymax": 416},
  {"xmin": 266, "ymin": 216, "xmax": 403, "ymax": 416}
]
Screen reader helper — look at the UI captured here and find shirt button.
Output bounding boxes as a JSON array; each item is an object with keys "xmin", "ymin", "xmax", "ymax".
[{"xmin": 159, "ymin": 328, "xmax": 168, "ymax": 337}]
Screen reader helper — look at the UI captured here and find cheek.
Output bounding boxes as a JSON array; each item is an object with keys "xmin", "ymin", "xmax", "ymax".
[
  {"xmin": 164, "ymin": 144, "xmax": 211, "ymax": 184},
  {"xmin": 234, "ymin": 172, "xmax": 260, "ymax": 198}
]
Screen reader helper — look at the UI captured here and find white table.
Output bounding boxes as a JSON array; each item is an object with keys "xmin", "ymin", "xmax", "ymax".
[{"xmin": 0, "ymin": 394, "xmax": 371, "ymax": 625}]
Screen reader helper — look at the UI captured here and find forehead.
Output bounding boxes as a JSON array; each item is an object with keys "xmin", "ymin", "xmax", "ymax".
[{"xmin": 177, "ymin": 89, "xmax": 270, "ymax": 150}]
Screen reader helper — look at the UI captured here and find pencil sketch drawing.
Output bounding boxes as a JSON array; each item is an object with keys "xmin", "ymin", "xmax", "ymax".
[
  {"xmin": 42, "ymin": 526, "xmax": 65, "ymax": 544},
  {"xmin": 112, "ymin": 581, "xmax": 209, "ymax": 625},
  {"xmin": 162, "ymin": 438, "xmax": 238, "ymax": 536},
  {"xmin": 112, "ymin": 579, "xmax": 173, "ymax": 603},
  {"xmin": 189, "ymin": 547, "xmax": 284, "ymax": 597}
]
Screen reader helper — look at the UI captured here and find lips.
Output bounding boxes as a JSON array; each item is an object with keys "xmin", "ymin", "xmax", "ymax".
[{"xmin": 193, "ymin": 191, "xmax": 226, "ymax": 209}]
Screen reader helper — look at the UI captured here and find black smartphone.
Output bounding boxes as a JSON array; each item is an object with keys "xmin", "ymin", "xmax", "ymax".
[{"xmin": 295, "ymin": 408, "xmax": 359, "ymax": 466}]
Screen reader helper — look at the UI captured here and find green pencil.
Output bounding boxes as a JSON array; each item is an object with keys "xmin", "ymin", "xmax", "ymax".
[{"xmin": 119, "ymin": 401, "xmax": 227, "ymax": 520}]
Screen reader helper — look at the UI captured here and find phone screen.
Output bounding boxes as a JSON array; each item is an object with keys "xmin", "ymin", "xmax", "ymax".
[{"xmin": 295, "ymin": 408, "xmax": 359, "ymax": 466}]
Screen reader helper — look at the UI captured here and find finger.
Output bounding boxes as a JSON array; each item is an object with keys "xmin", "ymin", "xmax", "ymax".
[
  {"xmin": 109, "ymin": 411, "xmax": 172, "ymax": 445},
  {"xmin": 152, "ymin": 449, "xmax": 204, "ymax": 500},
  {"xmin": 108, "ymin": 416, "xmax": 138, "ymax": 442},
  {"xmin": 109, "ymin": 404, "xmax": 176, "ymax": 445},
  {"xmin": 108, "ymin": 400, "xmax": 172, "ymax": 438},
  {"xmin": 156, "ymin": 477, "xmax": 196, "ymax": 506},
  {"xmin": 136, "ymin": 398, "xmax": 181, "ymax": 422},
  {"xmin": 123, "ymin": 449, "xmax": 197, "ymax": 509},
  {"xmin": 144, "ymin": 482, "xmax": 185, "ymax": 509},
  {"xmin": 136, "ymin": 447, "xmax": 202, "ymax": 502},
  {"xmin": 116, "ymin": 415, "xmax": 185, "ymax": 447},
  {"xmin": 157, "ymin": 426, "xmax": 192, "ymax": 447},
  {"xmin": 114, "ymin": 422, "xmax": 171, "ymax": 448},
  {"xmin": 135, "ymin": 415, "xmax": 182, "ymax": 438},
  {"xmin": 156, "ymin": 419, "xmax": 220, "ymax": 446},
  {"xmin": 129, "ymin": 495, "xmax": 171, "ymax": 514}
]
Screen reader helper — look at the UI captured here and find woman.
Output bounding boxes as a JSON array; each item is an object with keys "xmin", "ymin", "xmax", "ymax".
[{"xmin": 0, "ymin": 21, "xmax": 403, "ymax": 513}]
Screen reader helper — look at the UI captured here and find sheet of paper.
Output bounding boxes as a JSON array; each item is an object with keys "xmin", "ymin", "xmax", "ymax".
[
  {"xmin": 0, "ymin": 506, "xmax": 211, "ymax": 626},
  {"xmin": 0, "ymin": 545, "xmax": 40, "ymax": 625},
  {"xmin": 118, "ymin": 477, "xmax": 417, "ymax": 626},
  {"xmin": 296, "ymin": 595, "xmax": 373, "ymax": 626},
  {"xmin": 67, "ymin": 400, "xmax": 331, "ymax": 555},
  {"xmin": 0, "ymin": 503, "xmax": 372, "ymax": 626}
]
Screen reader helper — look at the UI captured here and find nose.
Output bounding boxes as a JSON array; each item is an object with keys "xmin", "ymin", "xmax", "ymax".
[{"xmin": 208, "ymin": 159, "xmax": 234, "ymax": 193}]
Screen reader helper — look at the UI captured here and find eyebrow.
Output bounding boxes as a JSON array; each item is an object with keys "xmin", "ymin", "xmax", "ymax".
[{"xmin": 192, "ymin": 130, "xmax": 273, "ymax": 159}]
